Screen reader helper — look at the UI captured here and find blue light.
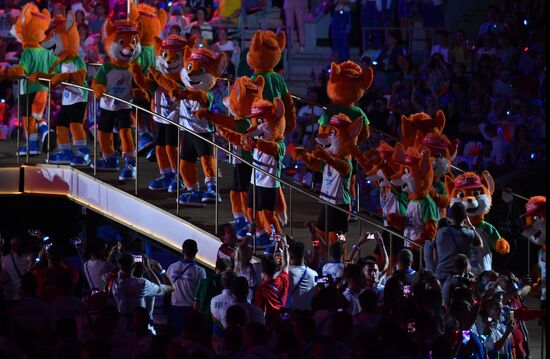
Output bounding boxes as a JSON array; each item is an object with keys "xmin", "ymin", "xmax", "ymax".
[
  {"xmin": 523, "ymin": 19, "xmax": 528, "ymax": 26},
  {"xmin": 0, "ymin": 99, "xmax": 4, "ymax": 103},
  {"xmin": 372, "ymin": 60, "xmax": 378, "ymax": 65},
  {"xmin": 506, "ymin": 110, "xmax": 511, "ymax": 115},
  {"xmin": 161, "ymin": 269, "xmax": 166, "ymax": 274},
  {"xmin": 530, "ymin": 152, "xmax": 535, "ymax": 159},
  {"xmin": 198, "ymin": 43, "xmax": 204, "ymax": 48},
  {"xmin": 168, "ymin": 1, "xmax": 173, "ymax": 6},
  {"xmin": 35, "ymin": 257, "xmax": 40, "ymax": 262},
  {"xmin": 339, "ymin": 10, "xmax": 344, "ymax": 15},
  {"xmin": 366, "ymin": 180, "xmax": 371, "ymax": 184}
]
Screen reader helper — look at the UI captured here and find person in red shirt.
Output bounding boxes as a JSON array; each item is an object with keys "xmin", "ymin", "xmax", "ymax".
[
  {"xmin": 253, "ymin": 235, "xmax": 290, "ymax": 324},
  {"xmin": 216, "ymin": 223, "xmax": 238, "ymax": 264}
]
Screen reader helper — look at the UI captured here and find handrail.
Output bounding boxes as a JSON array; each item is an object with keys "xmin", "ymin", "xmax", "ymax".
[{"xmin": 0, "ymin": 73, "xmax": 422, "ymax": 251}]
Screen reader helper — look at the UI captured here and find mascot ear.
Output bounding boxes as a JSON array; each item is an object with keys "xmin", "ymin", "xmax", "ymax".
[
  {"xmin": 420, "ymin": 149, "xmax": 432, "ymax": 175},
  {"xmin": 348, "ymin": 116, "xmax": 363, "ymax": 140},
  {"xmin": 450, "ymin": 138, "xmax": 459, "ymax": 161},
  {"xmin": 276, "ymin": 31, "xmax": 286, "ymax": 50},
  {"xmin": 273, "ymin": 97, "xmax": 285, "ymax": 119},
  {"xmin": 481, "ymin": 170, "xmax": 495, "ymax": 196},
  {"xmin": 234, "ymin": 78, "xmax": 244, "ymax": 98},
  {"xmin": 154, "ymin": 36, "xmax": 163, "ymax": 51},
  {"xmin": 251, "ymin": 30, "xmax": 263, "ymax": 52},
  {"xmin": 65, "ymin": 11, "xmax": 75, "ymax": 31},
  {"xmin": 41, "ymin": 8, "xmax": 51, "ymax": 24},
  {"xmin": 128, "ymin": 1, "xmax": 138, "ymax": 21},
  {"xmin": 254, "ymin": 75, "xmax": 265, "ymax": 94},
  {"xmin": 330, "ymin": 62, "xmax": 340, "ymax": 77},
  {"xmin": 434, "ymin": 110, "xmax": 446, "ymax": 133},
  {"xmin": 445, "ymin": 174, "xmax": 455, "ymax": 198},
  {"xmin": 187, "ymin": 35, "xmax": 198, "ymax": 48},
  {"xmin": 158, "ymin": 8, "xmax": 168, "ymax": 29},
  {"xmin": 102, "ymin": 18, "xmax": 114, "ymax": 41},
  {"xmin": 136, "ymin": 21, "xmax": 144, "ymax": 41},
  {"xmin": 215, "ymin": 53, "xmax": 227, "ymax": 77},
  {"xmin": 183, "ymin": 46, "xmax": 192, "ymax": 63},
  {"xmin": 360, "ymin": 66, "xmax": 374, "ymax": 90},
  {"xmin": 393, "ymin": 142, "xmax": 405, "ymax": 164},
  {"xmin": 413, "ymin": 130, "xmax": 424, "ymax": 148}
]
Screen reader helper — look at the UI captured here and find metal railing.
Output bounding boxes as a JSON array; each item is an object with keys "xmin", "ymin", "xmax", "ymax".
[{"xmin": 3, "ymin": 73, "xmax": 425, "ymax": 269}]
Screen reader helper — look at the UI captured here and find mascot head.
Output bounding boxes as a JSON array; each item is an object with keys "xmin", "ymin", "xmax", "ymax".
[
  {"xmin": 129, "ymin": 2, "xmax": 167, "ymax": 46},
  {"xmin": 42, "ymin": 11, "xmax": 79, "ymax": 62},
  {"xmin": 316, "ymin": 114, "xmax": 363, "ymax": 158},
  {"xmin": 11, "ymin": 3, "xmax": 51, "ymax": 47},
  {"xmin": 446, "ymin": 171, "xmax": 495, "ymax": 219},
  {"xmin": 392, "ymin": 143, "xmax": 433, "ymax": 197},
  {"xmin": 181, "ymin": 46, "xmax": 226, "ymax": 91},
  {"xmin": 246, "ymin": 98, "xmax": 285, "ymax": 142},
  {"xmin": 246, "ymin": 30, "xmax": 285, "ymax": 73},
  {"xmin": 401, "ymin": 110, "xmax": 446, "ymax": 149},
  {"xmin": 224, "ymin": 75, "xmax": 265, "ymax": 118},
  {"xmin": 327, "ymin": 61, "xmax": 373, "ymax": 107},
  {"xmin": 522, "ymin": 196, "xmax": 546, "ymax": 248},
  {"xmin": 153, "ymin": 35, "xmax": 189, "ymax": 75},
  {"xmin": 102, "ymin": 19, "xmax": 143, "ymax": 65}
]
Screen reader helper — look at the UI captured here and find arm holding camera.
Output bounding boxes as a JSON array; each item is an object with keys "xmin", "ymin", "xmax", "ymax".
[
  {"xmin": 465, "ymin": 216, "xmax": 483, "ymax": 248},
  {"xmin": 346, "ymin": 231, "xmax": 372, "ymax": 263},
  {"xmin": 143, "ymin": 256, "xmax": 174, "ymax": 294},
  {"xmin": 280, "ymin": 236, "xmax": 290, "ymax": 274}
]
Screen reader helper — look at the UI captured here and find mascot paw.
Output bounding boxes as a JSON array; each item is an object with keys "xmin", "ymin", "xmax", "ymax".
[
  {"xmin": 27, "ymin": 73, "xmax": 42, "ymax": 84},
  {"xmin": 312, "ymin": 146, "xmax": 330, "ymax": 160},
  {"xmin": 293, "ymin": 147, "xmax": 306, "ymax": 159},
  {"xmin": 241, "ymin": 136, "xmax": 255, "ymax": 152},
  {"xmin": 132, "ymin": 88, "xmax": 149, "ymax": 102},
  {"xmin": 495, "ymin": 238, "xmax": 510, "ymax": 254},
  {"xmin": 194, "ymin": 108, "xmax": 209, "ymax": 120}
]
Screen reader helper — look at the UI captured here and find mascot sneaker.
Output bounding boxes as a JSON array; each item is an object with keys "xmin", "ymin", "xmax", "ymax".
[
  {"xmin": 71, "ymin": 147, "xmax": 91, "ymax": 167},
  {"xmin": 38, "ymin": 124, "xmax": 56, "ymax": 154},
  {"xmin": 48, "ymin": 149, "xmax": 73, "ymax": 164},
  {"xmin": 119, "ymin": 158, "xmax": 136, "ymax": 180},
  {"xmin": 148, "ymin": 173, "xmax": 174, "ymax": 191},
  {"xmin": 137, "ymin": 132, "xmax": 155, "ymax": 154},
  {"xmin": 202, "ymin": 184, "xmax": 221, "ymax": 203},
  {"xmin": 168, "ymin": 176, "xmax": 185, "ymax": 193},
  {"xmin": 178, "ymin": 190, "xmax": 206, "ymax": 207},
  {"xmin": 234, "ymin": 217, "xmax": 250, "ymax": 239},
  {"xmin": 93, "ymin": 157, "xmax": 119, "ymax": 172},
  {"xmin": 16, "ymin": 140, "xmax": 41, "ymax": 156}
]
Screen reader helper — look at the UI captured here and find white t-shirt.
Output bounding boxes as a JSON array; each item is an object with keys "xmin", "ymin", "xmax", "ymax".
[
  {"xmin": 97, "ymin": 65, "xmax": 134, "ymax": 111},
  {"xmin": 60, "ymin": 60, "xmax": 88, "ymax": 105},
  {"xmin": 0, "ymin": 252, "xmax": 29, "ymax": 301},
  {"xmin": 237, "ymin": 262, "xmax": 262, "ymax": 303},
  {"xmin": 379, "ymin": 187, "xmax": 399, "ymax": 226},
  {"xmin": 287, "ymin": 265, "xmax": 318, "ymax": 310},
  {"xmin": 210, "ymin": 289, "xmax": 235, "ymax": 328},
  {"xmin": 111, "ymin": 274, "xmax": 165, "ymax": 315},
  {"xmin": 153, "ymin": 87, "xmax": 176, "ymax": 124},
  {"xmin": 320, "ymin": 164, "xmax": 347, "ymax": 205},
  {"xmin": 172, "ymin": 98, "xmax": 213, "ymax": 133},
  {"xmin": 343, "ymin": 288, "xmax": 361, "ymax": 315},
  {"xmin": 251, "ymin": 148, "xmax": 279, "ymax": 188},
  {"xmin": 166, "ymin": 260, "xmax": 206, "ymax": 307},
  {"xmin": 83, "ymin": 259, "xmax": 115, "ymax": 290},
  {"xmin": 322, "ymin": 261, "xmax": 345, "ymax": 280}
]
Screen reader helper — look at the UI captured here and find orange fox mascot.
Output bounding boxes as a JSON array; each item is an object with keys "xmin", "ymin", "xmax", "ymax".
[
  {"xmin": 248, "ymin": 29, "xmax": 296, "ymax": 227},
  {"xmin": 445, "ymin": 171, "xmax": 511, "ymax": 275},
  {"xmin": 150, "ymin": 45, "xmax": 226, "ymax": 206},
  {"xmin": 400, "ymin": 110, "xmax": 446, "ymax": 149},
  {"xmin": 29, "ymin": 11, "xmax": 90, "ymax": 166},
  {"xmin": 1, "ymin": 3, "xmax": 56, "ymax": 156},
  {"xmin": 128, "ymin": 2, "xmax": 167, "ymax": 154},
  {"xmin": 521, "ymin": 196, "xmax": 546, "ymax": 302},
  {"xmin": 91, "ymin": 19, "xmax": 143, "ymax": 180},
  {"xmin": 130, "ymin": 35, "xmax": 190, "ymax": 192},
  {"xmin": 294, "ymin": 114, "xmax": 363, "ymax": 250},
  {"xmin": 195, "ymin": 76, "xmax": 265, "ymax": 238},
  {"xmin": 216, "ymin": 98, "xmax": 287, "ymax": 249},
  {"xmin": 387, "ymin": 144, "xmax": 439, "ymax": 258}
]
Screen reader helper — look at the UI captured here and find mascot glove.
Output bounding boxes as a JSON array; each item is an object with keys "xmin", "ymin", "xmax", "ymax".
[
  {"xmin": 293, "ymin": 146, "xmax": 306, "ymax": 160},
  {"xmin": 241, "ymin": 135, "xmax": 256, "ymax": 152},
  {"xmin": 312, "ymin": 145, "xmax": 331, "ymax": 162},
  {"xmin": 194, "ymin": 108, "xmax": 209, "ymax": 120},
  {"xmin": 132, "ymin": 87, "xmax": 150, "ymax": 102},
  {"xmin": 495, "ymin": 238, "xmax": 511, "ymax": 254}
]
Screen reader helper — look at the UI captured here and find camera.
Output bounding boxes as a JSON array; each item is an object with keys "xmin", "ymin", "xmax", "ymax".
[
  {"xmin": 462, "ymin": 330, "xmax": 471, "ymax": 344},
  {"xmin": 133, "ymin": 255, "xmax": 143, "ymax": 263},
  {"xmin": 403, "ymin": 284, "xmax": 411, "ymax": 297},
  {"xmin": 366, "ymin": 232, "xmax": 375, "ymax": 240},
  {"xmin": 315, "ymin": 276, "xmax": 329, "ymax": 284},
  {"xmin": 71, "ymin": 238, "xmax": 82, "ymax": 246}
]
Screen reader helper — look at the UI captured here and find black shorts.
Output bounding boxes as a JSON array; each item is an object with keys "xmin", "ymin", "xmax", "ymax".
[
  {"xmin": 316, "ymin": 203, "xmax": 350, "ymax": 233},
  {"xmin": 247, "ymin": 185, "xmax": 278, "ymax": 211},
  {"xmin": 57, "ymin": 102, "xmax": 87, "ymax": 127},
  {"xmin": 351, "ymin": 159, "xmax": 358, "ymax": 176},
  {"xmin": 232, "ymin": 163, "xmax": 252, "ymax": 192},
  {"xmin": 156, "ymin": 122, "xmax": 178, "ymax": 147},
  {"xmin": 98, "ymin": 109, "xmax": 132, "ymax": 132},
  {"xmin": 180, "ymin": 131, "xmax": 213, "ymax": 162},
  {"xmin": 134, "ymin": 98, "xmax": 152, "ymax": 121}
]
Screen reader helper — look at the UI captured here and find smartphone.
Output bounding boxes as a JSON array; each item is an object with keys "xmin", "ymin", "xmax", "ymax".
[
  {"xmin": 367, "ymin": 232, "xmax": 375, "ymax": 240},
  {"xmin": 462, "ymin": 330, "xmax": 471, "ymax": 344},
  {"xmin": 337, "ymin": 232, "xmax": 346, "ymax": 243},
  {"xmin": 315, "ymin": 276, "xmax": 329, "ymax": 284},
  {"xmin": 133, "ymin": 255, "xmax": 143, "ymax": 263},
  {"xmin": 403, "ymin": 284, "xmax": 411, "ymax": 297},
  {"xmin": 407, "ymin": 322, "xmax": 416, "ymax": 333}
]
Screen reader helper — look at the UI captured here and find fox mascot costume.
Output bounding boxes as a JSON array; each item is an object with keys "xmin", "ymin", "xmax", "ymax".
[
  {"xmin": 387, "ymin": 144, "xmax": 439, "ymax": 256},
  {"xmin": 129, "ymin": 2, "xmax": 167, "ymax": 154},
  {"xmin": 445, "ymin": 171, "xmax": 511, "ymax": 275},
  {"xmin": 521, "ymin": 196, "xmax": 546, "ymax": 304},
  {"xmin": 247, "ymin": 29, "xmax": 296, "ymax": 226},
  {"xmin": 29, "ymin": 11, "xmax": 90, "ymax": 166},
  {"xmin": 294, "ymin": 114, "xmax": 363, "ymax": 250},
  {"xmin": 92, "ymin": 19, "xmax": 143, "ymax": 180},
  {"xmin": 195, "ymin": 76, "xmax": 265, "ymax": 237},
  {"xmin": 1, "ymin": 3, "xmax": 56, "ymax": 156},
  {"xmin": 150, "ymin": 45, "xmax": 226, "ymax": 206},
  {"xmin": 129, "ymin": 35, "xmax": 191, "ymax": 192},
  {"xmin": 216, "ymin": 98, "xmax": 287, "ymax": 248}
]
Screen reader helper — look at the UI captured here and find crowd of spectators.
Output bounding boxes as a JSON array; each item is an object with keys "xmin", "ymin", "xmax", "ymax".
[{"xmin": 0, "ymin": 205, "xmax": 545, "ymax": 358}]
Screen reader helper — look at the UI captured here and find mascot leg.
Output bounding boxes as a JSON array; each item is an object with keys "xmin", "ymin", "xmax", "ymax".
[
  {"xmin": 178, "ymin": 158, "xmax": 205, "ymax": 207},
  {"xmin": 48, "ymin": 102, "xmax": 70, "ymax": 164},
  {"xmin": 118, "ymin": 125, "xmax": 136, "ymax": 180},
  {"xmin": 200, "ymin": 154, "xmax": 219, "ymax": 203},
  {"xmin": 68, "ymin": 102, "xmax": 90, "ymax": 167},
  {"xmin": 32, "ymin": 91, "xmax": 53, "ymax": 153},
  {"xmin": 165, "ymin": 124, "xmax": 180, "ymax": 192},
  {"xmin": 148, "ymin": 123, "xmax": 174, "ymax": 191},
  {"xmin": 276, "ymin": 187, "xmax": 288, "ymax": 226}
]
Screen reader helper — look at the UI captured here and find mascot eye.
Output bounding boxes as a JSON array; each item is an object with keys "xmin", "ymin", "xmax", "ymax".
[
  {"xmin": 118, "ymin": 39, "xmax": 124, "ymax": 45},
  {"xmin": 533, "ymin": 215, "xmax": 540, "ymax": 221},
  {"xmin": 473, "ymin": 190, "xmax": 482, "ymax": 196},
  {"xmin": 257, "ymin": 119, "xmax": 263, "ymax": 125},
  {"xmin": 403, "ymin": 168, "xmax": 409, "ymax": 174},
  {"xmin": 200, "ymin": 67, "xmax": 206, "ymax": 74},
  {"xmin": 131, "ymin": 36, "xmax": 137, "ymax": 45},
  {"xmin": 176, "ymin": 52, "xmax": 182, "ymax": 58},
  {"xmin": 162, "ymin": 51, "xmax": 167, "ymax": 58},
  {"xmin": 457, "ymin": 191, "xmax": 465, "ymax": 199},
  {"xmin": 330, "ymin": 129, "xmax": 336, "ymax": 136},
  {"xmin": 187, "ymin": 63, "xmax": 192, "ymax": 71}
]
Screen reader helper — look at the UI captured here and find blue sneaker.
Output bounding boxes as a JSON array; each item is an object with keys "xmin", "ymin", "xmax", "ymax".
[
  {"xmin": 146, "ymin": 147, "xmax": 156, "ymax": 162},
  {"xmin": 168, "ymin": 175, "xmax": 185, "ymax": 193},
  {"xmin": 38, "ymin": 124, "xmax": 56, "ymax": 153},
  {"xmin": 234, "ymin": 217, "xmax": 250, "ymax": 239},
  {"xmin": 70, "ymin": 147, "xmax": 91, "ymax": 167},
  {"xmin": 16, "ymin": 140, "xmax": 40, "ymax": 156},
  {"xmin": 178, "ymin": 190, "xmax": 206, "ymax": 207},
  {"xmin": 93, "ymin": 157, "xmax": 119, "ymax": 172},
  {"xmin": 148, "ymin": 173, "xmax": 175, "ymax": 191},
  {"xmin": 48, "ymin": 149, "xmax": 73, "ymax": 164},
  {"xmin": 137, "ymin": 132, "xmax": 155, "ymax": 154},
  {"xmin": 254, "ymin": 233, "xmax": 272, "ymax": 249},
  {"xmin": 119, "ymin": 158, "xmax": 136, "ymax": 180},
  {"xmin": 201, "ymin": 184, "xmax": 222, "ymax": 204}
]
